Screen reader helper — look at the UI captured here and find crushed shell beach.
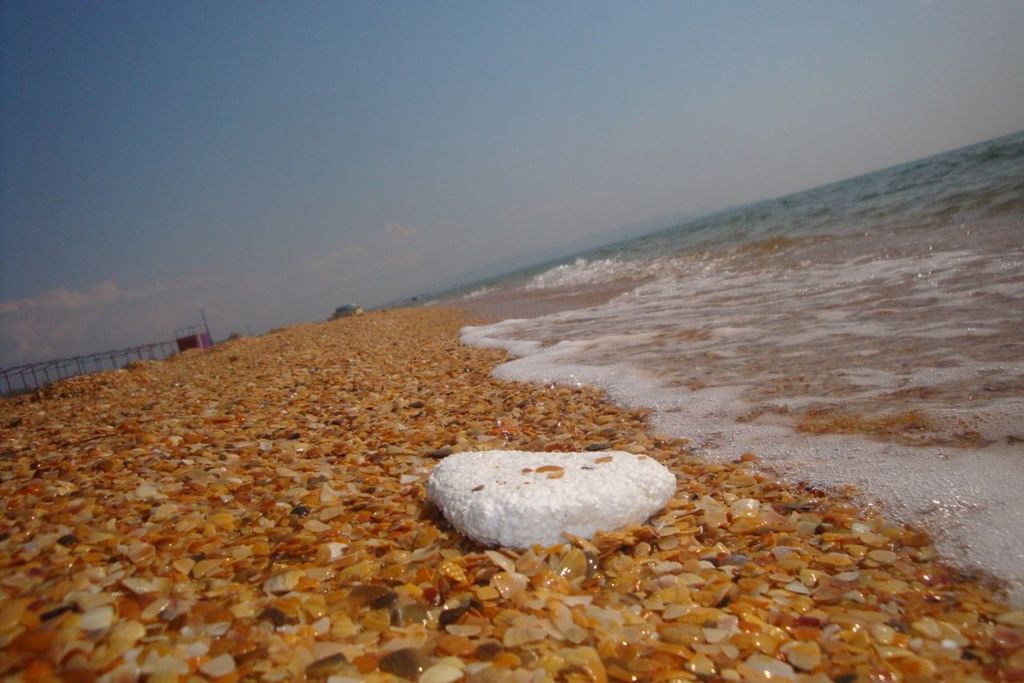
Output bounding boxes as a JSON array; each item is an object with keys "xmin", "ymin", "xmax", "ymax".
[{"xmin": 1, "ymin": 308, "xmax": 1022, "ymax": 682}]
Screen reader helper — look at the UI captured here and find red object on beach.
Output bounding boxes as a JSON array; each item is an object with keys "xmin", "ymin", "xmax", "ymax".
[
  {"xmin": 175, "ymin": 317, "xmax": 213, "ymax": 353},
  {"xmin": 175, "ymin": 331, "xmax": 212, "ymax": 352}
]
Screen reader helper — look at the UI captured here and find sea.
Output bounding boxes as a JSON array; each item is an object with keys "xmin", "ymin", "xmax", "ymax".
[{"xmin": 436, "ymin": 129, "xmax": 1024, "ymax": 603}]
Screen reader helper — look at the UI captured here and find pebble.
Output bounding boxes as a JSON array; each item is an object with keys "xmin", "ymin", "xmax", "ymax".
[
  {"xmin": 868, "ymin": 548, "xmax": 898, "ymax": 565},
  {"xmin": 687, "ymin": 653, "xmax": 716, "ymax": 676},
  {"xmin": 740, "ymin": 653, "xmax": 796, "ymax": 680},
  {"xmin": 199, "ymin": 654, "xmax": 236, "ymax": 678},
  {"xmin": 418, "ymin": 663, "xmax": 464, "ymax": 683},
  {"xmin": 263, "ymin": 569, "xmax": 302, "ymax": 594},
  {"xmin": 379, "ymin": 648, "xmax": 429, "ymax": 679},
  {"xmin": 819, "ymin": 552, "xmax": 855, "ymax": 567},
  {"xmin": 870, "ymin": 623, "xmax": 897, "ymax": 645},
  {"xmin": 134, "ymin": 482, "xmax": 161, "ymax": 500},
  {"xmin": 996, "ymin": 610, "xmax": 1024, "ymax": 627},
  {"xmin": 79, "ymin": 606, "xmax": 114, "ymax": 632},
  {"xmin": 784, "ymin": 641, "xmax": 821, "ymax": 671}
]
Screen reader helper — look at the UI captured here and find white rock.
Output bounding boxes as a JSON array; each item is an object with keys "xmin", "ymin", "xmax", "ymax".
[{"xmin": 426, "ymin": 450, "xmax": 676, "ymax": 548}]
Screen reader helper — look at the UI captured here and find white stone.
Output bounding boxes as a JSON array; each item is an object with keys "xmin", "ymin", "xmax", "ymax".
[{"xmin": 426, "ymin": 450, "xmax": 676, "ymax": 548}]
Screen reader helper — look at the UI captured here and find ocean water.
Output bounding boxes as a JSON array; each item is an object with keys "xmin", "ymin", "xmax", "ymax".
[{"xmin": 450, "ymin": 130, "xmax": 1024, "ymax": 603}]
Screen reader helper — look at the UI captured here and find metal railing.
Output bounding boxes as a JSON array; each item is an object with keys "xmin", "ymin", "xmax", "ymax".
[
  {"xmin": 1, "ymin": 314, "xmax": 213, "ymax": 396},
  {"xmin": 1, "ymin": 341, "xmax": 181, "ymax": 396}
]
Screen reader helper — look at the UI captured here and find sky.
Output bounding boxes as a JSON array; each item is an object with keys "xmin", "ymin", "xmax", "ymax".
[{"xmin": 2, "ymin": 1, "xmax": 1024, "ymax": 367}]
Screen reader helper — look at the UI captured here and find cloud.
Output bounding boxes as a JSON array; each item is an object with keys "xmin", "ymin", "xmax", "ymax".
[
  {"xmin": 0, "ymin": 273, "xmax": 226, "ymax": 367},
  {"xmin": 0, "ymin": 274, "xmax": 221, "ymax": 316},
  {"xmin": 0, "ymin": 280, "xmax": 122, "ymax": 315}
]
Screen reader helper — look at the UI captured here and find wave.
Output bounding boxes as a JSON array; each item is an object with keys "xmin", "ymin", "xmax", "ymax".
[
  {"xmin": 524, "ymin": 257, "xmax": 634, "ymax": 290},
  {"xmin": 459, "ymin": 285, "xmax": 497, "ymax": 300},
  {"xmin": 522, "ymin": 255, "xmax": 694, "ymax": 291}
]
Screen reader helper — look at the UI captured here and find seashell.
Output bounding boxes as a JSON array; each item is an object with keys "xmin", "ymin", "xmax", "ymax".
[
  {"xmin": 555, "ymin": 548, "xmax": 588, "ymax": 581},
  {"xmin": 866, "ymin": 548, "xmax": 897, "ymax": 565},
  {"xmin": 306, "ymin": 653, "xmax": 347, "ymax": 677},
  {"xmin": 348, "ymin": 585, "xmax": 398, "ymax": 609},
  {"xmin": 687, "ymin": 653, "xmax": 716, "ymax": 676},
  {"xmin": 438, "ymin": 598, "xmax": 477, "ymax": 628},
  {"xmin": 79, "ymin": 606, "xmax": 114, "ymax": 632},
  {"xmin": 996, "ymin": 610, "xmax": 1024, "ymax": 627},
  {"xmin": 738, "ymin": 653, "xmax": 795, "ymax": 680},
  {"xmin": 418, "ymin": 662, "xmax": 464, "ymax": 683},
  {"xmin": 263, "ymin": 570, "xmax": 302, "ymax": 594},
  {"xmin": 134, "ymin": 482, "xmax": 161, "ymax": 500},
  {"xmin": 502, "ymin": 626, "xmax": 547, "ymax": 648},
  {"xmin": 199, "ymin": 653, "xmax": 236, "ymax": 678},
  {"xmin": 491, "ymin": 571, "xmax": 528, "ymax": 600},
  {"xmin": 484, "ymin": 550, "xmax": 516, "ymax": 574},
  {"xmin": 378, "ymin": 648, "xmax": 429, "ymax": 680},
  {"xmin": 783, "ymin": 641, "xmax": 821, "ymax": 671}
]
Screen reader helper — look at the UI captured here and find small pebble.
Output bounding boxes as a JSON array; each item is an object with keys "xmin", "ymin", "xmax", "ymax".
[
  {"xmin": 785, "ymin": 641, "xmax": 822, "ymax": 671},
  {"xmin": 740, "ymin": 653, "xmax": 795, "ymax": 680},
  {"xmin": 996, "ymin": 610, "xmax": 1024, "ymax": 627},
  {"xmin": 868, "ymin": 549, "xmax": 897, "ymax": 565},
  {"xmin": 79, "ymin": 606, "xmax": 114, "ymax": 631},
  {"xmin": 419, "ymin": 663, "xmax": 464, "ymax": 683},
  {"xmin": 263, "ymin": 570, "xmax": 302, "ymax": 594},
  {"xmin": 200, "ymin": 653, "xmax": 236, "ymax": 678}
]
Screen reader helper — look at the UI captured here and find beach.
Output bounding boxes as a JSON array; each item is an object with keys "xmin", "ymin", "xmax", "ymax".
[{"xmin": 1, "ymin": 307, "xmax": 1021, "ymax": 682}]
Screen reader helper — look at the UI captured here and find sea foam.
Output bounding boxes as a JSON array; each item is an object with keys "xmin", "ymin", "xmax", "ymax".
[{"xmin": 461, "ymin": 223, "xmax": 1024, "ymax": 604}]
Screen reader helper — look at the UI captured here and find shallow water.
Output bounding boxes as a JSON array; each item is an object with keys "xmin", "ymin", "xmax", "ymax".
[{"xmin": 453, "ymin": 130, "xmax": 1024, "ymax": 602}]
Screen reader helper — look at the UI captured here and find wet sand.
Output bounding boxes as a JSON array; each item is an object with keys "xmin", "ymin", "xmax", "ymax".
[{"xmin": 1, "ymin": 307, "xmax": 1021, "ymax": 681}]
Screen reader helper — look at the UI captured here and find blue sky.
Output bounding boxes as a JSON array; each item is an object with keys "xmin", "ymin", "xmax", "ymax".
[{"xmin": 2, "ymin": 1, "xmax": 1023, "ymax": 365}]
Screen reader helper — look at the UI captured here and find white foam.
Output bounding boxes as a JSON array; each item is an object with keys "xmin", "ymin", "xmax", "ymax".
[
  {"xmin": 525, "ymin": 258, "xmax": 631, "ymax": 290},
  {"xmin": 461, "ymin": 320, "xmax": 543, "ymax": 357},
  {"xmin": 460, "ymin": 285, "xmax": 497, "ymax": 300},
  {"xmin": 523, "ymin": 255, "xmax": 688, "ymax": 291},
  {"xmin": 475, "ymin": 332, "xmax": 1024, "ymax": 603},
  {"xmin": 426, "ymin": 450, "xmax": 677, "ymax": 548},
  {"xmin": 460, "ymin": 231, "xmax": 1024, "ymax": 604}
]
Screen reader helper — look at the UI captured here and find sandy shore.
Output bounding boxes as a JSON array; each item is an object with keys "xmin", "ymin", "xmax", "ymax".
[{"xmin": 1, "ymin": 307, "xmax": 1021, "ymax": 682}]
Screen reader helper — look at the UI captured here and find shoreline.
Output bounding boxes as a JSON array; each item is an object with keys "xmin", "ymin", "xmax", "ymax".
[
  {"xmin": 1, "ymin": 307, "xmax": 1021, "ymax": 681},
  {"xmin": 462, "ymin": 314, "xmax": 1024, "ymax": 611}
]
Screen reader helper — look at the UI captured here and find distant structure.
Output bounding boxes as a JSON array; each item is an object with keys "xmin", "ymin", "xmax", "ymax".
[
  {"xmin": 329, "ymin": 304, "xmax": 363, "ymax": 320},
  {"xmin": 174, "ymin": 324, "xmax": 213, "ymax": 352},
  {"xmin": 1, "ymin": 312, "xmax": 214, "ymax": 396}
]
